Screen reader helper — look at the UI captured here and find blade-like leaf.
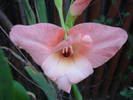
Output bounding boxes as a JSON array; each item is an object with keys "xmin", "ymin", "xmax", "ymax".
[
  {"xmin": 54, "ymin": 0, "xmax": 63, "ymax": 9},
  {"xmin": 13, "ymin": 80, "xmax": 30, "ymax": 100},
  {"xmin": 0, "ymin": 49, "xmax": 14, "ymax": 100},
  {"xmin": 72, "ymin": 85, "xmax": 83, "ymax": 100},
  {"xmin": 25, "ymin": 66, "xmax": 57, "ymax": 100},
  {"xmin": 22, "ymin": 0, "xmax": 36, "ymax": 24},
  {"xmin": 35, "ymin": 0, "xmax": 48, "ymax": 22}
]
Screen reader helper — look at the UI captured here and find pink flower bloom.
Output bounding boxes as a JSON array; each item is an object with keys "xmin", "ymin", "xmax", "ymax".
[
  {"xmin": 70, "ymin": 0, "xmax": 92, "ymax": 16},
  {"xmin": 10, "ymin": 23, "xmax": 127, "ymax": 93}
]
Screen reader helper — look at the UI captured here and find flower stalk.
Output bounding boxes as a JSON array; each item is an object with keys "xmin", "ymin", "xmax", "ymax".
[
  {"xmin": 54, "ymin": 0, "xmax": 68, "ymax": 39},
  {"xmin": 58, "ymin": 9, "xmax": 68, "ymax": 39},
  {"xmin": 54, "ymin": 0, "xmax": 83, "ymax": 98},
  {"xmin": 72, "ymin": 85, "xmax": 83, "ymax": 100}
]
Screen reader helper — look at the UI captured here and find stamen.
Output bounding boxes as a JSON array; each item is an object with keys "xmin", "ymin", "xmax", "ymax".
[
  {"xmin": 62, "ymin": 45, "xmax": 73, "ymax": 57},
  {"xmin": 69, "ymin": 46, "xmax": 74, "ymax": 54},
  {"xmin": 65, "ymin": 47, "xmax": 68, "ymax": 53},
  {"xmin": 62, "ymin": 48, "xmax": 65, "ymax": 54}
]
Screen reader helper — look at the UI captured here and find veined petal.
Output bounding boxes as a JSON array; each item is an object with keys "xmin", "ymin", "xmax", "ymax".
[
  {"xmin": 70, "ymin": 0, "xmax": 92, "ymax": 16},
  {"xmin": 10, "ymin": 23, "xmax": 65, "ymax": 65},
  {"xmin": 69, "ymin": 23, "xmax": 128, "ymax": 68}
]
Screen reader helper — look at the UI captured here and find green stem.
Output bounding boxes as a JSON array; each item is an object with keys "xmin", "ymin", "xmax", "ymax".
[
  {"xmin": 58, "ymin": 9, "xmax": 68, "ymax": 39},
  {"xmin": 72, "ymin": 84, "xmax": 83, "ymax": 100},
  {"xmin": 58, "ymin": 9, "xmax": 66, "ymax": 29}
]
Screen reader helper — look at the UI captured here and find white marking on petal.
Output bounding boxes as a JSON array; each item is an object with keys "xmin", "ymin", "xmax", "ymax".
[
  {"xmin": 42, "ymin": 52, "xmax": 93, "ymax": 92},
  {"xmin": 66, "ymin": 56, "xmax": 93, "ymax": 83},
  {"xmin": 42, "ymin": 54, "xmax": 61, "ymax": 81},
  {"xmin": 82, "ymin": 35, "xmax": 92, "ymax": 43}
]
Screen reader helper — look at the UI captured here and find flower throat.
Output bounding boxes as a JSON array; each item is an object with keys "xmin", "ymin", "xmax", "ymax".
[{"xmin": 62, "ymin": 45, "xmax": 73, "ymax": 57}]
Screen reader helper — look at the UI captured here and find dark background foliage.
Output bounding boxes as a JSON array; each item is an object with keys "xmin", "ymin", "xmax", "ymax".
[{"xmin": 0, "ymin": 0, "xmax": 133, "ymax": 100}]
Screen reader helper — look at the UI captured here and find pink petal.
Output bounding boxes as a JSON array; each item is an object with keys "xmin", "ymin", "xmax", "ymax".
[
  {"xmin": 52, "ymin": 33, "xmax": 81, "ymax": 52},
  {"xmin": 69, "ymin": 23, "xmax": 128, "ymax": 68},
  {"xmin": 56, "ymin": 76, "xmax": 71, "ymax": 93},
  {"xmin": 70, "ymin": 0, "xmax": 92, "ymax": 16},
  {"xmin": 10, "ymin": 23, "xmax": 64, "ymax": 65}
]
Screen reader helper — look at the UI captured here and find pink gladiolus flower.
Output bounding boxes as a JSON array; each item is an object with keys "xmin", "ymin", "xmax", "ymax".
[
  {"xmin": 70, "ymin": 0, "xmax": 92, "ymax": 16},
  {"xmin": 10, "ymin": 23, "xmax": 127, "ymax": 93}
]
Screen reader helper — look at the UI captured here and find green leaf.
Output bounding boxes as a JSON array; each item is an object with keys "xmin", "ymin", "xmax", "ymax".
[
  {"xmin": 22, "ymin": 0, "xmax": 36, "ymax": 24},
  {"xmin": 13, "ymin": 81, "xmax": 30, "ymax": 100},
  {"xmin": 100, "ymin": 15, "xmax": 106, "ymax": 23},
  {"xmin": 0, "ymin": 49, "xmax": 14, "ymax": 100},
  {"xmin": 120, "ymin": 88, "xmax": 133, "ymax": 98},
  {"xmin": 122, "ymin": 12, "xmax": 130, "ymax": 17},
  {"xmin": 25, "ymin": 66, "xmax": 57, "ymax": 100},
  {"xmin": 35, "ymin": 0, "xmax": 48, "ymax": 22},
  {"xmin": 54, "ymin": 0, "xmax": 63, "ymax": 9},
  {"xmin": 93, "ymin": 19, "xmax": 101, "ymax": 23},
  {"xmin": 106, "ymin": 18, "xmax": 113, "ymax": 24}
]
